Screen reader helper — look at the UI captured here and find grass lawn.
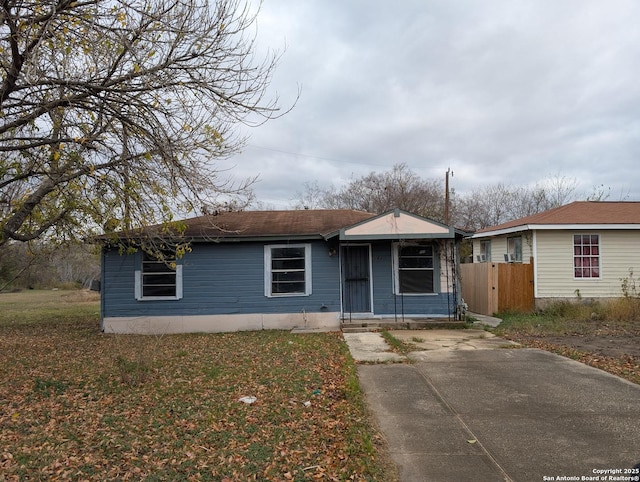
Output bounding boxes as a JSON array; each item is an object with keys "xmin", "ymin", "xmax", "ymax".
[{"xmin": 0, "ymin": 290, "xmax": 395, "ymax": 481}]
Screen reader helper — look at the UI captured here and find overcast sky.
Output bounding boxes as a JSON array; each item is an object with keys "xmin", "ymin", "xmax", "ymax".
[{"xmin": 225, "ymin": 0, "xmax": 640, "ymax": 209}]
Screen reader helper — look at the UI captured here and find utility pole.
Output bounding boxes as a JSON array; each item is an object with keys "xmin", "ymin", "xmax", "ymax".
[{"xmin": 445, "ymin": 168, "xmax": 452, "ymax": 224}]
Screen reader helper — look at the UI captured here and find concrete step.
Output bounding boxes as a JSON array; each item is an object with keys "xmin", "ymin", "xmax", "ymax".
[
  {"xmin": 341, "ymin": 319, "xmax": 467, "ymax": 333},
  {"xmin": 341, "ymin": 325, "xmax": 382, "ymax": 333}
]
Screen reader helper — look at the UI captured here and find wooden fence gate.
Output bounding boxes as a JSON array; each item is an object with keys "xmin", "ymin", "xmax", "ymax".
[{"xmin": 460, "ymin": 262, "xmax": 534, "ymax": 316}]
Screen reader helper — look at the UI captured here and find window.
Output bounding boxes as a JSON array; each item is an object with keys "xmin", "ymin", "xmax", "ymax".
[
  {"xmin": 135, "ymin": 251, "xmax": 183, "ymax": 300},
  {"xmin": 507, "ymin": 236, "xmax": 522, "ymax": 262},
  {"xmin": 479, "ymin": 240, "xmax": 491, "ymax": 262},
  {"xmin": 396, "ymin": 244, "xmax": 435, "ymax": 294},
  {"xmin": 574, "ymin": 234, "xmax": 600, "ymax": 279},
  {"xmin": 265, "ymin": 244, "xmax": 311, "ymax": 297}
]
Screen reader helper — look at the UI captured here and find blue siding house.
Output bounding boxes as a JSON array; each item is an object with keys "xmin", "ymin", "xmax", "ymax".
[{"xmin": 100, "ymin": 209, "xmax": 468, "ymax": 334}]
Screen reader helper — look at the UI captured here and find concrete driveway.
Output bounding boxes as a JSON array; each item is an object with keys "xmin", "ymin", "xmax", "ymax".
[{"xmin": 348, "ymin": 331, "xmax": 640, "ymax": 482}]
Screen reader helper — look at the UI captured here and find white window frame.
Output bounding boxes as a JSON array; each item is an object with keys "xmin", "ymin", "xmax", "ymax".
[
  {"xmin": 573, "ymin": 233, "xmax": 601, "ymax": 280},
  {"xmin": 507, "ymin": 236, "xmax": 522, "ymax": 262},
  {"xmin": 264, "ymin": 244, "xmax": 312, "ymax": 297},
  {"xmin": 479, "ymin": 240, "xmax": 491, "ymax": 262},
  {"xmin": 135, "ymin": 253, "xmax": 183, "ymax": 301},
  {"xmin": 393, "ymin": 242, "xmax": 437, "ymax": 295}
]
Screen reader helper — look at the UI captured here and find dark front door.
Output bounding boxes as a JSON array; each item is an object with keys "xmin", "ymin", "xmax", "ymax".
[{"xmin": 341, "ymin": 245, "xmax": 372, "ymax": 314}]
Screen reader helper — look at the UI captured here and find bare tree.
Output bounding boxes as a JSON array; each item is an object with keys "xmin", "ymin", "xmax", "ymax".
[
  {"xmin": 453, "ymin": 175, "xmax": 579, "ymax": 231},
  {"xmin": 0, "ymin": 0, "xmax": 290, "ymax": 249},
  {"xmin": 291, "ymin": 181, "xmax": 329, "ymax": 210},
  {"xmin": 540, "ymin": 174, "xmax": 578, "ymax": 207},
  {"xmin": 295, "ymin": 163, "xmax": 446, "ymax": 219},
  {"xmin": 294, "ymin": 166, "xmax": 585, "ymax": 232},
  {"xmin": 453, "ymin": 183, "xmax": 515, "ymax": 230},
  {"xmin": 586, "ymin": 184, "xmax": 612, "ymax": 201}
]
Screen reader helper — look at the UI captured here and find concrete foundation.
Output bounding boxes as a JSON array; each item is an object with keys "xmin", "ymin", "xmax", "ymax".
[{"xmin": 102, "ymin": 311, "xmax": 341, "ymax": 334}]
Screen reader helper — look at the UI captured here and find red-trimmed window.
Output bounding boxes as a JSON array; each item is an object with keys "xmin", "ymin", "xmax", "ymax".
[{"xmin": 573, "ymin": 234, "xmax": 600, "ymax": 279}]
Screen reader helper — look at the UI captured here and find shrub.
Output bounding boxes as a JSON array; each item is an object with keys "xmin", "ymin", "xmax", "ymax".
[{"xmin": 621, "ymin": 269, "xmax": 640, "ymax": 299}]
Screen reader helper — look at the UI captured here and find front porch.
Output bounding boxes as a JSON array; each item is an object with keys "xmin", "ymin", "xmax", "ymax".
[{"xmin": 336, "ymin": 209, "xmax": 471, "ymax": 326}]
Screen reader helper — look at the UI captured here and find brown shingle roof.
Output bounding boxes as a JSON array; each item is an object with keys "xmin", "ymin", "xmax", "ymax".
[
  {"xmin": 177, "ymin": 209, "xmax": 375, "ymax": 239},
  {"xmin": 476, "ymin": 201, "xmax": 640, "ymax": 234}
]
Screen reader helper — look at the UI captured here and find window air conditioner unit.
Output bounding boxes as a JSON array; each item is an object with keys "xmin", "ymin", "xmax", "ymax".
[
  {"xmin": 476, "ymin": 254, "xmax": 487, "ymax": 263},
  {"xmin": 504, "ymin": 253, "xmax": 516, "ymax": 263}
]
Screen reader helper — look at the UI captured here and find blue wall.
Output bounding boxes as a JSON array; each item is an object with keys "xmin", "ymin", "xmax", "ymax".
[
  {"xmin": 369, "ymin": 242, "xmax": 453, "ymax": 317},
  {"xmin": 102, "ymin": 239, "xmax": 456, "ymax": 319},
  {"xmin": 102, "ymin": 240, "xmax": 341, "ymax": 318}
]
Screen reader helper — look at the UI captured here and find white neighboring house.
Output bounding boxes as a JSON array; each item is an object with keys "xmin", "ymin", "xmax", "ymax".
[{"xmin": 471, "ymin": 201, "xmax": 640, "ymax": 306}]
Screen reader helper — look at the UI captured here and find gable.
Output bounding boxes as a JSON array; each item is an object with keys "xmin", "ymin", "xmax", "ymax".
[{"xmin": 340, "ymin": 209, "xmax": 453, "ymax": 240}]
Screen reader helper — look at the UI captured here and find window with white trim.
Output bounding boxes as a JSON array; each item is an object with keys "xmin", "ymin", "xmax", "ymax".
[
  {"xmin": 573, "ymin": 234, "xmax": 600, "ymax": 279},
  {"xmin": 395, "ymin": 244, "xmax": 435, "ymax": 294},
  {"xmin": 135, "ymin": 251, "xmax": 183, "ymax": 300},
  {"xmin": 479, "ymin": 240, "xmax": 491, "ymax": 262},
  {"xmin": 265, "ymin": 244, "xmax": 312, "ymax": 297},
  {"xmin": 507, "ymin": 236, "xmax": 522, "ymax": 262}
]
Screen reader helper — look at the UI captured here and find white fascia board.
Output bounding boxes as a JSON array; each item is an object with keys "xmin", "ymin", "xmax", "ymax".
[
  {"xmin": 473, "ymin": 223, "xmax": 640, "ymax": 238},
  {"xmin": 472, "ymin": 226, "xmax": 530, "ymax": 238},
  {"xmin": 531, "ymin": 224, "xmax": 640, "ymax": 230}
]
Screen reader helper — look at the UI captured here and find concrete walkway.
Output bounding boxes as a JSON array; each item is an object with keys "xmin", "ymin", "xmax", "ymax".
[
  {"xmin": 342, "ymin": 329, "xmax": 518, "ymax": 362},
  {"xmin": 345, "ymin": 331, "xmax": 640, "ymax": 482},
  {"xmin": 469, "ymin": 312, "xmax": 503, "ymax": 328}
]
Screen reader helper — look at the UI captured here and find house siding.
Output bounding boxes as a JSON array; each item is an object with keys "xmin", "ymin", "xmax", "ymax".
[
  {"xmin": 535, "ymin": 230, "xmax": 640, "ymax": 299},
  {"xmin": 102, "ymin": 238, "xmax": 460, "ymax": 333},
  {"xmin": 102, "ymin": 240, "xmax": 341, "ymax": 320},
  {"xmin": 99, "ymin": 208, "xmax": 468, "ymax": 333},
  {"xmin": 368, "ymin": 242, "xmax": 453, "ymax": 317},
  {"xmin": 473, "ymin": 233, "xmax": 533, "ymax": 264}
]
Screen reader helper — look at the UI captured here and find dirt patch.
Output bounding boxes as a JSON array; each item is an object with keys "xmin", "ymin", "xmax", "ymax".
[
  {"xmin": 518, "ymin": 334, "xmax": 640, "ymax": 359},
  {"xmin": 503, "ymin": 321, "xmax": 640, "ymax": 385},
  {"xmin": 505, "ymin": 319, "xmax": 640, "ymax": 359}
]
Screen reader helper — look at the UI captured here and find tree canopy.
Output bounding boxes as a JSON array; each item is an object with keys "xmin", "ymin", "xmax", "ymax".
[
  {"xmin": 294, "ymin": 163, "xmax": 446, "ymax": 221},
  {"xmin": 0, "ymin": 0, "xmax": 286, "ymax": 247},
  {"xmin": 294, "ymin": 165, "xmax": 584, "ymax": 231}
]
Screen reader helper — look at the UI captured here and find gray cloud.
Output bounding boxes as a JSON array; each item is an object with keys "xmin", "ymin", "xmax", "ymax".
[{"xmin": 226, "ymin": 0, "xmax": 640, "ymax": 208}]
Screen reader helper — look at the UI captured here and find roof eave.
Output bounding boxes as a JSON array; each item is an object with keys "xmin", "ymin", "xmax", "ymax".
[
  {"xmin": 472, "ymin": 225, "xmax": 530, "ymax": 238},
  {"xmin": 339, "ymin": 232, "xmax": 456, "ymax": 241},
  {"xmin": 190, "ymin": 234, "xmax": 326, "ymax": 243},
  {"xmin": 472, "ymin": 223, "xmax": 640, "ymax": 238}
]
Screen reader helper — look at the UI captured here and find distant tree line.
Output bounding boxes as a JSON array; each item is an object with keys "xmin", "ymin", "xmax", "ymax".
[
  {"xmin": 0, "ymin": 241, "xmax": 99, "ymax": 291},
  {"xmin": 292, "ymin": 163, "xmax": 608, "ymax": 231}
]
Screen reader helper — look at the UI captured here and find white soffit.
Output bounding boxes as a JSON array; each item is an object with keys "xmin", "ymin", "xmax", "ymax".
[{"xmin": 344, "ymin": 211, "xmax": 450, "ymax": 236}]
